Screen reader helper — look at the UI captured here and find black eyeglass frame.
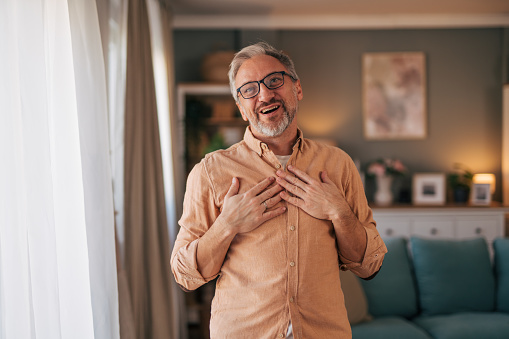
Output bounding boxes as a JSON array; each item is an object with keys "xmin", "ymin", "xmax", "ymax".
[{"xmin": 236, "ymin": 71, "xmax": 297, "ymax": 99}]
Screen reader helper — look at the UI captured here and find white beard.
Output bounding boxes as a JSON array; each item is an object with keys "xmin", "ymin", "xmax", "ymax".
[{"xmin": 241, "ymin": 87, "xmax": 299, "ymax": 138}]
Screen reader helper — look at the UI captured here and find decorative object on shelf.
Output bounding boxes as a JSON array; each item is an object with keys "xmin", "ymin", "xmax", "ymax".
[
  {"xmin": 362, "ymin": 52, "xmax": 427, "ymax": 140},
  {"xmin": 447, "ymin": 163, "xmax": 473, "ymax": 203},
  {"xmin": 413, "ymin": 173, "xmax": 446, "ymax": 205},
  {"xmin": 373, "ymin": 174, "xmax": 394, "ymax": 206},
  {"xmin": 471, "ymin": 183, "xmax": 492, "ymax": 206},
  {"xmin": 472, "ymin": 173, "xmax": 496, "ymax": 195},
  {"xmin": 471, "ymin": 173, "xmax": 495, "ymax": 206},
  {"xmin": 201, "ymin": 50, "xmax": 236, "ymax": 83},
  {"xmin": 367, "ymin": 158, "xmax": 407, "ymax": 205}
]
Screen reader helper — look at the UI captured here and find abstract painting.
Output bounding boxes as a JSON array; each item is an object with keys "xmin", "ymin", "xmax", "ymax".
[{"xmin": 363, "ymin": 52, "xmax": 427, "ymax": 140}]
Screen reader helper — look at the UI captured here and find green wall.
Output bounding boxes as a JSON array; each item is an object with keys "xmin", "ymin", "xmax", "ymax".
[{"xmin": 174, "ymin": 28, "xmax": 505, "ymax": 202}]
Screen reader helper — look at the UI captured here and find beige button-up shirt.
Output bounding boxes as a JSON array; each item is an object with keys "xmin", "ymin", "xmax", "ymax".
[{"xmin": 171, "ymin": 127, "xmax": 387, "ymax": 339}]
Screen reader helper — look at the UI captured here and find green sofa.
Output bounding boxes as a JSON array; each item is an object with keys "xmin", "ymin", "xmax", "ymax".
[{"xmin": 342, "ymin": 236, "xmax": 509, "ymax": 339}]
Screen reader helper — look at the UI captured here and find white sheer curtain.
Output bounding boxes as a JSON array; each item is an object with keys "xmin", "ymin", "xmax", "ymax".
[
  {"xmin": 106, "ymin": 0, "xmax": 129, "ymax": 265},
  {"xmin": 0, "ymin": 1, "xmax": 119, "ymax": 338}
]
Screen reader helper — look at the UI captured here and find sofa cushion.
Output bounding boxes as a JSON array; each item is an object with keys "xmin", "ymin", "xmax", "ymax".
[
  {"xmin": 414, "ymin": 312, "xmax": 509, "ymax": 339},
  {"xmin": 360, "ymin": 237, "xmax": 418, "ymax": 318},
  {"xmin": 410, "ymin": 237, "xmax": 495, "ymax": 316},
  {"xmin": 352, "ymin": 317, "xmax": 431, "ymax": 339},
  {"xmin": 493, "ymin": 237, "xmax": 509, "ymax": 312},
  {"xmin": 339, "ymin": 270, "xmax": 371, "ymax": 324}
]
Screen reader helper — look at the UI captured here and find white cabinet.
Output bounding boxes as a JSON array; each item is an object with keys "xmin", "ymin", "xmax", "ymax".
[
  {"xmin": 375, "ymin": 217, "xmax": 411, "ymax": 238},
  {"xmin": 411, "ymin": 218, "xmax": 455, "ymax": 239},
  {"xmin": 372, "ymin": 205, "xmax": 508, "ymax": 256}
]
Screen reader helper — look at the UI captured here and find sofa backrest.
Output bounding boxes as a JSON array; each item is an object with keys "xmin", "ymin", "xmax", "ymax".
[
  {"xmin": 410, "ymin": 237, "xmax": 496, "ymax": 316},
  {"xmin": 360, "ymin": 237, "xmax": 419, "ymax": 318},
  {"xmin": 493, "ymin": 237, "xmax": 509, "ymax": 313}
]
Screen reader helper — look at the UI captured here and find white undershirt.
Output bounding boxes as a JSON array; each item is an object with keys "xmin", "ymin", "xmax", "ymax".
[
  {"xmin": 275, "ymin": 154, "xmax": 293, "ymax": 338},
  {"xmin": 275, "ymin": 155, "xmax": 291, "ymax": 170}
]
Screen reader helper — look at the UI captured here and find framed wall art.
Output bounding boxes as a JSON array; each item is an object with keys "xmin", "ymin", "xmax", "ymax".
[
  {"xmin": 363, "ymin": 52, "xmax": 427, "ymax": 140},
  {"xmin": 413, "ymin": 173, "xmax": 446, "ymax": 205}
]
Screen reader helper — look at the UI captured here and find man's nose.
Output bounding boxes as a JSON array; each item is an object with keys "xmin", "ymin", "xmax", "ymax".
[{"xmin": 257, "ymin": 83, "xmax": 275, "ymax": 102}]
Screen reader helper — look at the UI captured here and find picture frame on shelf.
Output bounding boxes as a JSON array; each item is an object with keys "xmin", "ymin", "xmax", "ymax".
[
  {"xmin": 471, "ymin": 183, "xmax": 492, "ymax": 206},
  {"xmin": 362, "ymin": 52, "xmax": 427, "ymax": 140},
  {"xmin": 413, "ymin": 173, "xmax": 446, "ymax": 205}
]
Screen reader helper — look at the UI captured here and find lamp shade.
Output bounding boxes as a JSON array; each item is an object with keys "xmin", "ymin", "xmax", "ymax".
[{"xmin": 473, "ymin": 173, "xmax": 496, "ymax": 194}]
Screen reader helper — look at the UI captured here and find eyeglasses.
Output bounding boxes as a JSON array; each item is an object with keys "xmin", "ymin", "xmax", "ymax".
[{"xmin": 236, "ymin": 71, "xmax": 297, "ymax": 99}]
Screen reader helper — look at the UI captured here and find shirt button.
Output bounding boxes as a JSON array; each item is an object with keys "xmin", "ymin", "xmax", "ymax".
[
  {"xmin": 276, "ymin": 164, "xmax": 281, "ymax": 169},
  {"xmin": 290, "ymin": 297, "xmax": 294, "ymax": 302},
  {"xmin": 290, "ymin": 261, "xmax": 295, "ymax": 267},
  {"xmin": 279, "ymin": 334, "xmax": 284, "ymax": 338},
  {"xmin": 290, "ymin": 226, "xmax": 295, "ymax": 231}
]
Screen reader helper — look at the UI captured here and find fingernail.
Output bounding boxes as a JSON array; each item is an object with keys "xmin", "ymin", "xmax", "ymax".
[{"xmin": 269, "ymin": 176, "xmax": 275, "ymax": 181}]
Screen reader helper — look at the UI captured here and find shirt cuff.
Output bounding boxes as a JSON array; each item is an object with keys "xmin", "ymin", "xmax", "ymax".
[{"xmin": 339, "ymin": 226, "xmax": 387, "ymax": 278}]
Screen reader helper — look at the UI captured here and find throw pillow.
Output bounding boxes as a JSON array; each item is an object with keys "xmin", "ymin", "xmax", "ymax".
[
  {"xmin": 339, "ymin": 269, "xmax": 371, "ymax": 325},
  {"xmin": 360, "ymin": 237, "xmax": 419, "ymax": 318},
  {"xmin": 410, "ymin": 237, "xmax": 495, "ymax": 316},
  {"xmin": 493, "ymin": 237, "xmax": 509, "ymax": 312}
]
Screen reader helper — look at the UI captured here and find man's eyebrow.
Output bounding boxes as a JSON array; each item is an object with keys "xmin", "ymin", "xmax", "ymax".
[{"xmin": 239, "ymin": 71, "xmax": 285, "ymax": 87}]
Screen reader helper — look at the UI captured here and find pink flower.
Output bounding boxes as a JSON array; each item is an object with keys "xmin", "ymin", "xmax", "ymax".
[
  {"xmin": 392, "ymin": 159, "xmax": 406, "ymax": 173},
  {"xmin": 367, "ymin": 158, "xmax": 407, "ymax": 177},
  {"xmin": 367, "ymin": 162, "xmax": 386, "ymax": 177}
]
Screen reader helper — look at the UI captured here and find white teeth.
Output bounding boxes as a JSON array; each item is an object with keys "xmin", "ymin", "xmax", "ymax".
[{"xmin": 262, "ymin": 105, "xmax": 280, "ymax": 113}]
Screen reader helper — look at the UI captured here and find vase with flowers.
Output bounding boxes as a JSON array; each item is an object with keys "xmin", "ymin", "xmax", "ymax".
[{"xmin": 367, "ymin": 158, "xmax": 407, "ymax": 205}]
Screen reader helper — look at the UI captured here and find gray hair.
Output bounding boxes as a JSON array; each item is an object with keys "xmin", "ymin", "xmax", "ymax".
[{"xmin": 228, "ymin": 42, "xmax": 299, "ymax": 103}]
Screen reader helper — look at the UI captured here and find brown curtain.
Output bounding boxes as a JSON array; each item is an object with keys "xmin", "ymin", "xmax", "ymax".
[
  {"xmin": 155, "ymin": 2, "xmax": 189, "ymax": 338},
  {"xmin": 123, "ymin": 0, "xmax": 175, "ymax": 337}
]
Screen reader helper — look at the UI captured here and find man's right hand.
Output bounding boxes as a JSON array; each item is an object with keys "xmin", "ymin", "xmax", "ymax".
[{"xmin": 220, "ymin": 176, "xmax": 286, "ymax": 235}]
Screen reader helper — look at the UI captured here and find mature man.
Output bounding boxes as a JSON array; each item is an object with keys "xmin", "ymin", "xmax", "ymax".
[{"xmin": 171, "ymin": 42, "xmax": 387, "ymax": 338}]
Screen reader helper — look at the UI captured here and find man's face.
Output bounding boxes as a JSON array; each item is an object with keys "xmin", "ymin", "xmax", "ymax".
[{"xmin": 235, "ymin": 55, "xmax": 303, "ymax": 138}]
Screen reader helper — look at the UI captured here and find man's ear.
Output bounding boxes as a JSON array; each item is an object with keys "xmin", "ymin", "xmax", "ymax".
[
  {"xmin": 295, "ymin": 80, "xmax": 303, "ymax": 101},
  {"xmin": 236, "ymin": 102, "xmax": 248, "ymax": 122}
]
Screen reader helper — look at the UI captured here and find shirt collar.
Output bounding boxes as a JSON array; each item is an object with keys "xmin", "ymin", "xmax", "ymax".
[{"xmin": 243, "ymin": 126, "xmax": 304, "ymax": 156}]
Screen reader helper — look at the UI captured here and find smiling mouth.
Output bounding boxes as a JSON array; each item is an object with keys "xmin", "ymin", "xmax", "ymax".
[{"xmin": 260, "ymin": 105, "xmax": 280, "ymax": 115}]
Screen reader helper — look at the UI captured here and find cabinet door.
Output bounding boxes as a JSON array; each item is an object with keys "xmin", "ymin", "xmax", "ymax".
[
  {"xmin": 411, "ymin": 218, "xmax": 455, "ymax": 239},
  {"xmin": 455, "ymin": 216, "xmax": 503, "ymax": 244},
  {"xmin": 374, "ymin": 216, "xmax": 411, "ymax": 238}
]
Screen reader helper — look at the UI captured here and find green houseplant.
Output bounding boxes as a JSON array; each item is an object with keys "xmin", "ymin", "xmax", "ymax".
[{"xmin": 447, "ymin": 164, "xmax": 473, "ymax": 203}]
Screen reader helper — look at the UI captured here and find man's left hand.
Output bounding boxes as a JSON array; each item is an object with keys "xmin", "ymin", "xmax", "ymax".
[{"xmin": 276, "ymin": 165, "xmax": 350, "ymax": 221}]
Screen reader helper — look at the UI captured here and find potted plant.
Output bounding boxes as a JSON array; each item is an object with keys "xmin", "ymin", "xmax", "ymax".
[{"xmin": 447, "ymin": 163, "xmax": 473, "ymax": 203}]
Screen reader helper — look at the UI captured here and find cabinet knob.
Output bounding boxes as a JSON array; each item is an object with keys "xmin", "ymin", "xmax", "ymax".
[
  {"xmin": 475, "ymin": 227, "xmax": 482, "ymax": 235},
  {"xmin": 386, "ymin": 228, "xmax": 393, "ymax": 236},
  {"xmin": 431, "ymin": 228, "xmax": 438, "ymax": 235}
]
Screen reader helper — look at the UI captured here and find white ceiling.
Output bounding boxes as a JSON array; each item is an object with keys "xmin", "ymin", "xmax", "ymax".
[{"xmin": 167, "ymin": 0, "xmax": 509, "ymax": 29}]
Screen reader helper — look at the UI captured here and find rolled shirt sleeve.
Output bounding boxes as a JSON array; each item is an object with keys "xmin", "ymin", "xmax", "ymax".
[
  {"xmin": 337, "ymin": 157, "xmax": 388, "ymax": 278},
  {"xmin": 339, "ymin": 225, "xmax": 387, "ymax": 278},
  {"xmin": 170, "ymin": 160, "xmax": 225, "ymax": 291}
]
